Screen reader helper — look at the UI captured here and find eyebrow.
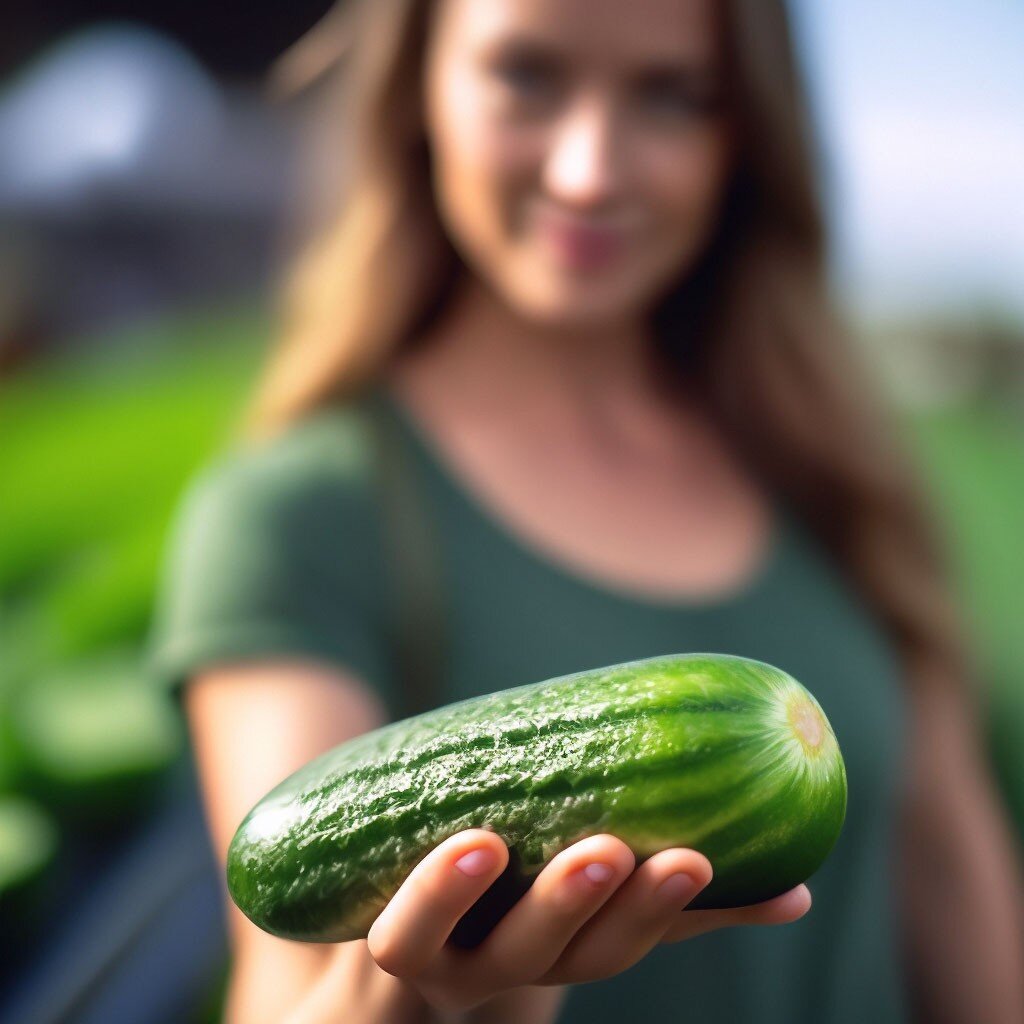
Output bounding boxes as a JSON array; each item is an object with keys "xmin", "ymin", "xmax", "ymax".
[{"xmin": 481, "ymin": 33, "xmax": 722, "ymax": 83}]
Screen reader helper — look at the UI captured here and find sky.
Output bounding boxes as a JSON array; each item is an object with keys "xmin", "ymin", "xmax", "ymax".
[{"xmin": 792, "ymin": 0, "xmax": 1023, "ymax": 320}]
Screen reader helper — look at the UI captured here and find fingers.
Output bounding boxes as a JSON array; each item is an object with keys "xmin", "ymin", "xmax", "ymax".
[
  {"xmin": 540, "ymin": 847, "xmax": 714, "ymax": 984},
  {"xmin": 366, "ymin": 827, "xmax": 813, "ymax": 1018},
  {"xmin": 468, "ymin": 834, "xmax": 637, "ymax": 987},
  {"xmin": 366, "ymin": 829, "xmax": 509, "ymax": 978},
  {"xmin": 660, "ymin": 884, "xmax": 813, "ymax": 944}
]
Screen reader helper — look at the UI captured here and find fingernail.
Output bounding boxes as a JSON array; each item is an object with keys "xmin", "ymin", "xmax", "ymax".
[
  {"xmin": 454, "ymin": 848, "xmax": 495, "ymax": 876},
  {"xmin": 656, "ymin": 873, "xmax": 698, "ymax": 903},
  {"xmin": 583, "ymin": 862, "xmax": 615, "ymax": 884}
]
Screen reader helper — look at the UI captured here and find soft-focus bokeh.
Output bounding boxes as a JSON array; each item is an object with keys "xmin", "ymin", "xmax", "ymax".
[{"xmin": 1, "ymin": 2, "xmax": 1021, "ymax": 1021}]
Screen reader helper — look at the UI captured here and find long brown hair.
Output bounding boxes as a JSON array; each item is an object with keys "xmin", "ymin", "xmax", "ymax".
[{"xmin": 242, "ymin": 0, "xmax": 979, "ymax": 709}]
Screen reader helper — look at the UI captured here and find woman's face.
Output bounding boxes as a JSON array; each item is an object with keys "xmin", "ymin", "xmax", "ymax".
[{"xmin": 422, "ymin": 0, "xmax": 736, "ymax": 328}]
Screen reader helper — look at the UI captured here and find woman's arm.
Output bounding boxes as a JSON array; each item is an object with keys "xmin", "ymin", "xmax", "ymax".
[
  {"xmin": 185, "ymin": 660, "xmax": 568, "ymax": 1024},
  {"xmin": 897, "ymin": 661, "xmax": 1024, "ymax": 1024},
  {"xmin": 185, "ymin": 659, "xmax": 427, "ymax": 1024}
]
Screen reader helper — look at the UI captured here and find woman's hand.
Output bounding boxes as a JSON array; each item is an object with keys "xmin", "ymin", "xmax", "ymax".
[{"xmin": 364, "ymin": 828, "xmax": 813, "ymax": 1015}]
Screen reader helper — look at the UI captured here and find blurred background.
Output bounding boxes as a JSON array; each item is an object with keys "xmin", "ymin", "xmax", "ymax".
[{"xmin": 1, "ymin": 1, "xmax": 1021, "ymax": 1021}]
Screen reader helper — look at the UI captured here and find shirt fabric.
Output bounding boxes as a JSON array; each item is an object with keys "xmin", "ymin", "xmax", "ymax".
[{"xmin": 148, "ymin": 386, "xmax": 912, "ymax": 1023}]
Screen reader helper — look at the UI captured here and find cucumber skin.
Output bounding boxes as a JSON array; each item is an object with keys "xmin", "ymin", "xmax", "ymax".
[{"xmin": 227, "ymin": 654, "xmax": 847, "ymax": 942}]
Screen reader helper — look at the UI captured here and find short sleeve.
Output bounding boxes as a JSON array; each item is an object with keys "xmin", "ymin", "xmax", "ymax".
[{"xmin": 145, "ymin": 417, "xmax": 397, "ymax": 713}]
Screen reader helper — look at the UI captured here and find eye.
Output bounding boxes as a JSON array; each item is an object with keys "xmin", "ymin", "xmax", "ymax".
[
  {"xmin": 636, "ymin": 76, "xmax": 723, "ymax": 121},
  {"xmin": 490, "ymin": 55, "xmax": 560, "ymax": 102}
]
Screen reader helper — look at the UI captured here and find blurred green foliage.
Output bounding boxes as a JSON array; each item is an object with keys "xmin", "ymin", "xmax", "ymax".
[
  {"xmin": 0, "ymin": 311, "xmax": 265, "ymax": 603},
  {"xmin": 904, "ymin": 402, "xmax": 1024, "ymax": 827},
  {"xmin": 0, "ymin": 305, "xmax": 267, "ymax": 906}
]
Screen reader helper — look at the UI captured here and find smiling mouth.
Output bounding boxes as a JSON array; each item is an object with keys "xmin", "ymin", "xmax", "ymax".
[{"xmin": 537, "ymin": 213, "xmax": 629, "ymax": 272}]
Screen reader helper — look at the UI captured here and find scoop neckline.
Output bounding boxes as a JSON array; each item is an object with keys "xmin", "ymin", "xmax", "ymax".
[{"xmin": 371, "ymin": 385, "xmax": 786, "ymax": 614}]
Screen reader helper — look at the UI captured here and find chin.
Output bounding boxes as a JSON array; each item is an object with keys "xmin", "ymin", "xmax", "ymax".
[{"xmin": 510, "ymin": 280, "xmax": 649, "ymax": 330}]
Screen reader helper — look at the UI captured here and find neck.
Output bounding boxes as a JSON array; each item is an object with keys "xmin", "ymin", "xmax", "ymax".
[{"xmin": 395, "ymin": 274, "xmax": 681, "ymax": 427}]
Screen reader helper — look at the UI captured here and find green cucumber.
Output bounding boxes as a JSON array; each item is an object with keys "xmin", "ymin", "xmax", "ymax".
[{"xmin": 227, "ymin": 653, "xmax": 847, "ymax": 943}]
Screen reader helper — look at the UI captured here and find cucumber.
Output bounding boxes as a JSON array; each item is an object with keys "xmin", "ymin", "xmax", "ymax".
[{"xmin": 227, "ymin": 654, "xmax": 847, "ymax": 943}]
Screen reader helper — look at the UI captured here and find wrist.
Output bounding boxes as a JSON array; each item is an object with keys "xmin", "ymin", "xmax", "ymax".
[{"xmin": 447, "ymin": 984, "xmax": 567, "ymax": 1024}]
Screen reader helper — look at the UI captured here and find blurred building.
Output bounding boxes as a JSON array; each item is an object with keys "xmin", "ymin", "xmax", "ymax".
[{"xmin": 0, "ymin": 25, "xmax": 303, "ymax": 367}]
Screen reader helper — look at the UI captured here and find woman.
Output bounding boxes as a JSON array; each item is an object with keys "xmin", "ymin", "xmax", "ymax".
[{"xmin": 149, "ymin": 1, "xmax": 1024, "ymax": 1022}]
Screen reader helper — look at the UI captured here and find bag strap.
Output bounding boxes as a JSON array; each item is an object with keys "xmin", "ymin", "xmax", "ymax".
[{"xmin": 362, "ymin": 391, "xmax": 449, "ymax": 721}]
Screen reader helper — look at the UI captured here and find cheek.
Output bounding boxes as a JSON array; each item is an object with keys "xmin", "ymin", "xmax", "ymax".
[
  {"xmin": 426, "ymin": 73, "xmax": 531, "ymax": 259},
  {"xmin": 645, "ymin": 132, "xmax": 733, "ymax": 262}
]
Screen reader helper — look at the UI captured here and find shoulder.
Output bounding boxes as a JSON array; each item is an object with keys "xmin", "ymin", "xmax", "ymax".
[
  {"xmin": 179, "ymin": 402, "xmax": 379, "ymax": 544},
  {"xmin": 149, "ymin": 400, "xmax": 395, "ymax": 700},
  {"xmin": 160, "ymin": 400, "xmax": 388, "ymax": 606}
]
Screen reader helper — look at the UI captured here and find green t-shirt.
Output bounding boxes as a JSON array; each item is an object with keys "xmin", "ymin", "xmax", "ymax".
[{"xmin": 148, "ymin": 388, "xmax": 911, "ymax": 1023}]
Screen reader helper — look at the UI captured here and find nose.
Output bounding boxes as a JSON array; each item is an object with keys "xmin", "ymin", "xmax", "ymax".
[{"xmin": 542, "ymin": 97, "xmax": 622, "ymax": 209}]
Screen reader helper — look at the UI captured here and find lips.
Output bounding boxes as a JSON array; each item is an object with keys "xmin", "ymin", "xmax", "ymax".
[{"xmin": 536, "ymin": 210, "xmax": 628, "ymax": 271}]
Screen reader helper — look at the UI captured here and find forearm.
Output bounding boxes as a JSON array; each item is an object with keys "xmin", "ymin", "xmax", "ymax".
[
  {"xmin": 449, "ymin": 984, "xmax": 567, "ymax": 1024},
  {"xmin": 228, "ymin": 941, "xmax": 430, "ymax": 1024},
  {"xmin": 898, "ymin": 768, "xmax": 1024, "ymax": 1024},
  {"xmin": 225, "ymin": 949, "xmax": 329, "ymax": 1024},
  {"xmin": 228, "ymin": 938, "xmax": 566, "ymax": 1024}
]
